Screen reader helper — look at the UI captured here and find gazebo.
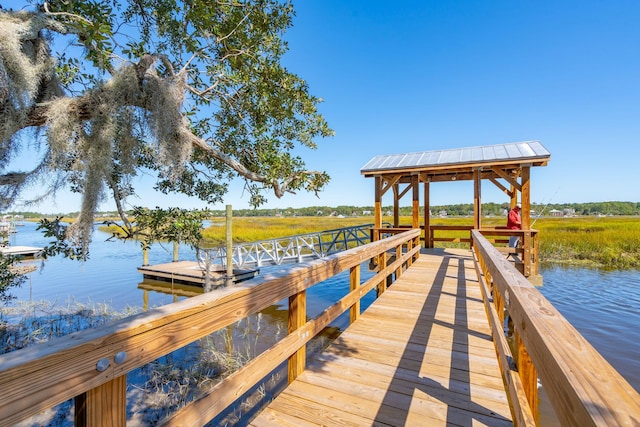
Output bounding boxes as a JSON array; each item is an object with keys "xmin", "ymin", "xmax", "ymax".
[{"xmin": 360, "ymin": 140, "xmax": 551, "ymax": 279}]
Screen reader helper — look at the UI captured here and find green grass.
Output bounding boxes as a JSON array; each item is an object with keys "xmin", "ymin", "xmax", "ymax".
[
  {"xmin": 201, "ymin": 215, "xmax": 380, "ymax": 244},
  {"xmin": 99, "ymin": 214, "xmax": 640, "ymax": 269},
  {"xmin": 204, "ymin": 215, "xmax": 640, "ymax": 269},
  {"xmin": 535, "ymin": 216, "xmax": 640, "ymax": 269}
]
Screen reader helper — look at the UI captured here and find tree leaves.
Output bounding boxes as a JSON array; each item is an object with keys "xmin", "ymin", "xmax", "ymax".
[{"xmin": 0, "ymin": 1, "xmax": 332, "ymax": 255}]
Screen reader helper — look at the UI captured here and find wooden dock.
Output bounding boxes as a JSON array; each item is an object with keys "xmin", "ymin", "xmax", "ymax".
[
  {"xmin": 137, "ymin": 261, "xmax": 258, "ymax": 287},
  {"xmin": 4, "ymin": 229, "xmax": 639, "ymax": 426},
  {"xmin": 250, "ymin": 249, "xmax": 513, "ymax": 426},
  {"xmin": 0, "ymin": 245, "xmax": 43, "ymax": 259}
]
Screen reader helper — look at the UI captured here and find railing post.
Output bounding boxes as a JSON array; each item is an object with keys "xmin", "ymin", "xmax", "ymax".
[
  {"xmin": 172, "ymin": 241, "xmax": 179, "ymax": 262},
  {"xmin": 318, "ymin": 233, "xmax": 324, "ymax": 256},
  {"xmin": 395, "ymin": 243, "xmax": 403, "ymax": 280},
  {"xmin": 288, "ymin": 290, "xmax": 306, "ymax": 384},
  {"xmin": 532, "ymin": 231, "xmax": 539, "ymax": 276},
  {"xmin": 350, "ymin": 264, "xmax": 361, "ymax": 323},
  {"xmin": 376, "ymin": 251, "xmax": 387, "ymax": 297},
  {"xmin": 225, "ymin": 205, "xmax": 233, "ymax": 287},
  {"xmin": 523, "ymin": 230, "xmax": 531, "ymax": 277},
  {"xmin": 515, "ymin": 331, "xmax": 539, "ymax": 423},
  {"xmin": 75, "ymin": 375, "xmax": 126, "ymax": 427},
  {"xmin": 142, "ymin": 247, "xmax": 149, "ymax": 266}
]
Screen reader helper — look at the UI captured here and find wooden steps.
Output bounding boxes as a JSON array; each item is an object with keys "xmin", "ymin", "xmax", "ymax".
[{"xmin": 250, "ymin": 249, "xmax": 513, "ymax": 426}]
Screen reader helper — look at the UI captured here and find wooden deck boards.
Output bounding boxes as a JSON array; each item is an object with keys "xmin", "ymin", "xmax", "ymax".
[
  {"xmin": 137, "ymin": 261, "xmax": 258, "ymax": 287},
  {"xmin": 250, "ymin": 248, "xmax": 513, "ymax": 427}
]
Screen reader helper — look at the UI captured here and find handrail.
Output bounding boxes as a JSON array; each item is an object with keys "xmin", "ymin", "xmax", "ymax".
[
  {"xmin": 197, "ymin": 222, "xmax": 390, "ymax": 269},
  {"xmin": 428, "ymin": 226, "xmax": 539, "ymax": 277},
  {"xmin": 0, "ymin": 229, "xmax": 421, "ymax": 426},
  {"xmin": 471, "ymin": 230, "xmax": 640, "ymax": 426}
]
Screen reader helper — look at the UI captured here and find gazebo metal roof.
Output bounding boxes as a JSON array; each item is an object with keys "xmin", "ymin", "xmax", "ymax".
[
  {"xmin": 360, "ymin": 141, "xmax": 550, "ymax": 176},
  {"xmin": 361, "ymin": 140, "xmax": 550, "ymax": 279}
]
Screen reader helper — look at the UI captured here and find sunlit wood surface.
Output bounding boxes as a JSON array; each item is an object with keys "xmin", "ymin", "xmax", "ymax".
[
  {"xmin": 250, "ymin": 249, "xmax": 513, "ymax": 426},
  {"xmin": 137, "ymin": 261, "xmax": 257, "ymax": 286}
]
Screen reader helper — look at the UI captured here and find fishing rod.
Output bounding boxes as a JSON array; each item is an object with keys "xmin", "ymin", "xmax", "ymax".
[{"xmin": 531, "ymin": 187, "xmax": 560, "ymax": 226}]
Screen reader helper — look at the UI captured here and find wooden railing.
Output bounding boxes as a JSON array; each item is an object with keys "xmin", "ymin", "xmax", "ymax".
[
  {"xmin": 0, "ymin": 229, "xmax": 421, "ymax": 427},
  {"xmin": 428, "ymin": 225, "xmax": 539, "ymax": 277},
  {"xmin": 197, "ymin": 223, "xmax": 387, "ymax": 269},
  {"xmin": 471, "ymin": 230, "xmax": 640, "ymax": 426},
  {"xmin": 428, "ymin": 224, "xmax": 474, "ymax": 247}
]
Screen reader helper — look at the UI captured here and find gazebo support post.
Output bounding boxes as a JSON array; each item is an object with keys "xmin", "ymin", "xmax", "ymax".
[
  {"xmin": 473, "ymin": 169, "xmax": 482, "ymax": 230},
  {"xmin": 424, "ymin": 180, "xmax": 431, "ymax": 248},
  {"xmin": 412, "ymin": 175, "xmax": 420, "ymax": 232},
  {"xmin": 393, "ymin": 183, "xmax": 400, "ymax": 227},
  {"xmin": 374, "ymin": 176, "xmax": 382, "ymax": 241},
  {"xmin": 521, "ymin": 165, "xmax": 532, "ymax": 276}
]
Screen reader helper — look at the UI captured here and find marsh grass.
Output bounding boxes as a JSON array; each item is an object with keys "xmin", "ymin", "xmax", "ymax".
[
  {"xmin": 0, "ymin": 300, "xmax": 138, "ymax": 353},
  {"xmin": 2, "ymin": 302, "xmax": 287, "ymax": 426},
  {"xmin": 186, "ymin": 214, "xmax": 640, "ymax": 268},
  {"xmin": 103, "ymin": 214, "xmax": 640, "ymax": 268},
  {"xmin": 535, "ymin": 216, "xmax": 640, "ymax": 269},
  {"xmin": 201, "ymin": 215, "xmax": 379, "ymax": 244}
]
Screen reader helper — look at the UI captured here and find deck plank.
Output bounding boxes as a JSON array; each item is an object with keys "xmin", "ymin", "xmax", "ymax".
[{"xmin": 250, "ymin": 249, "xmax": 513, "ymax": 426}]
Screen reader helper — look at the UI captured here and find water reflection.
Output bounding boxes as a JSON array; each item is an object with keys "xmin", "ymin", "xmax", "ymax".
[{"xmin": 538, "ymin": 266, "xmax": 640, "ymax": 393}]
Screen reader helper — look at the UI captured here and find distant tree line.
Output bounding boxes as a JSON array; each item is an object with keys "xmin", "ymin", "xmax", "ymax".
[
  {"xmin": 205, "ymin": 201, "xmax": 640, "ymax": 217},
  {"xmin": 5, "ymin": 201, "xmax": 640, "ymax": 219}
]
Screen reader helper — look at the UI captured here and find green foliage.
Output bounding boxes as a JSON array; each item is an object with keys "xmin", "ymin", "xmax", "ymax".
[
  {"xmin": 37, "ymin": 217, "xmax": 86, "ymax": 260},
  {"xmin": 0, "ymin": 253, "xmax": 25, "ymax": 305},
  {"xmin": 126, "ymin": 207, "xmax": 210, "ymax": 250},
  {"xmin": 0, "ymin": 1, "xmax": 332, "ymax": 255}
]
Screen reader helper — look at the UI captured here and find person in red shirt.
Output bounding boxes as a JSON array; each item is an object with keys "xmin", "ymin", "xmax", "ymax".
[{"xmin": 507, "ymin": 203, "xmax": 521, "ymax": 251}]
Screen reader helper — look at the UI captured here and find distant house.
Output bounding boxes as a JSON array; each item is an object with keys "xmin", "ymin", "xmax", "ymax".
[
  {"xmin": 548, "ymin": 209, "xmax": 563, "ymax": 217},
  {"xmin": 362, "ymin": 210, "xmax": 372, "ymax": 215},
  {"xmin": 438, "ymin": 210, "xmax": 448, "ymax": 217}
]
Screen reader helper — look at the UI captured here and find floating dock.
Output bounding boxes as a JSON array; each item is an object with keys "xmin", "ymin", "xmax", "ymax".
[
  {"xmin": 0, "ymin": 246, "xmax": 43, "ymax": 259},
  {"xmin": 137, "ymin": 261, "xmax": 258, "ymax": 287}
]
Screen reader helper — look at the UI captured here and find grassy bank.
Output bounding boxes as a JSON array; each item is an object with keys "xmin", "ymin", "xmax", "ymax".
[
  {"xmin": 202, "ymin": 215, "xmax": 640, "ymax": 269},
  {"xmin": 200, "ymin": 216, "xmax": 376, "ymax": 244},
  {"xmin": 534, "ymin": 216, "xmax": 640, "ymax": 269},
  {"xmin": 97, "ymin": 214, "xmax": 640, "ymax": 269}
]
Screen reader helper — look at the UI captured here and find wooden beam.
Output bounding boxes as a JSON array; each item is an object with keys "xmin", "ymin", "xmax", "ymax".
[
  {"xmin": 374, "ymin": 176, "xmax": 382, "ymax": 234},
  {"xmin": 424, "ymin": 181, "xmax": 431, "ymax": 248},
  {"xmin": 489, "ymin": 177, "xmax": 513, "ymax": 198},
  {"xmin": 349, "ymin": 264, "xmax": 360, "ymax": 324},
  {"xmin": 75, "ymin": 376, "xmax": 126, "ymax": 427},
  {"xmin": 288, "ymin": 290, "xmax": 306, "ymax": 383},
  {"xmin": 521, "ymin": 166, "xmax": 531, "ymax": 230},
  {"xmin": 397, "ymin": 183, "xmax": 412, "ymax": 200},
  {"xmin": 393, "ymin": 184, "xmax": 400, "ymax": 227},
  {"xmin": 474, "ymin": 169, "xmax": 481, "ymax": 229},
  {"xmin": 412, "ymin": 175, "xmax": 420, "ymax": 229},
  {"xmin": 380, "ymin": 174, "xmax": 401, "ymax": 197},
  {"xmin": 491, "ymin": 166, "xmax": 521, "ymax": 191}
]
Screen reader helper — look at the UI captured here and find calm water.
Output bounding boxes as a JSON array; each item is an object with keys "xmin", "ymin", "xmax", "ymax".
[
  {"xmin": 4, "ymin": 221, "xmax": 640, "ymax": 395},
  {"xmin": 538, "ymin": 266, "xmax": 640, "ymax": 393}
]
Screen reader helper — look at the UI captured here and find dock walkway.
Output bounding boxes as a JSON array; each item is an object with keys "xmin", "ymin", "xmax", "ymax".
[{"xmin": 251, "ymin": 249, "xmax": 512, "ymax": 426}]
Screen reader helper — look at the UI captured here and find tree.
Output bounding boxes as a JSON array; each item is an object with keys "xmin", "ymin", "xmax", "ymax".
[
  {"xmin": 0, "ymin": 233, "xmax": 26, "ymax": 304},
  {"xmin": 0, "ymin": 0, "xmax": 333, "ymax": 255}
]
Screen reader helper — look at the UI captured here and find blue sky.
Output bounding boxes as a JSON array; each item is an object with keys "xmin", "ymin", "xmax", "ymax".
[{"xmin": 18, "ymin": 1, "xmax": 640, "ymax": 213}]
